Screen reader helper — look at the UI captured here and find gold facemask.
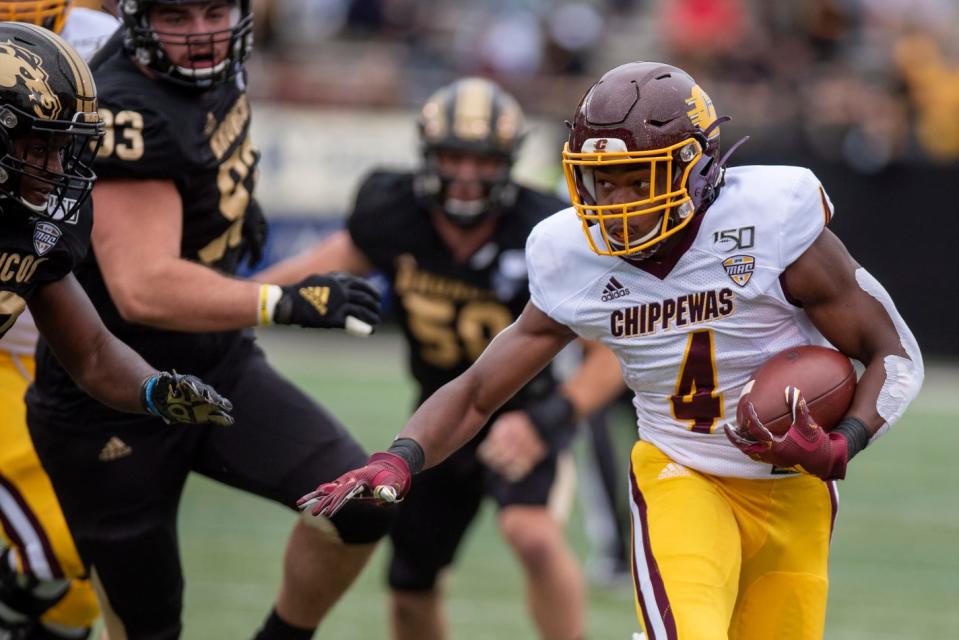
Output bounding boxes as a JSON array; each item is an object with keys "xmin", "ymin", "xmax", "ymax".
[
  {"xmin": 0, "ymin": 1, "xmax": 70, "ymax": 33},
  {"xmin": 562, "ymin": 137, "xmax": 703, "ymax": 257}
]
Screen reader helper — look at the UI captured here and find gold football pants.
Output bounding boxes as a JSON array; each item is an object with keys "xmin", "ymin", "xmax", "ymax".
[
  {"xmin": 627, "ymin": 440, "xmax": 837, "ymax": 640},
  {"xmin": 0, "ymin": 351, "xmax": 100, "ymax": 631}
]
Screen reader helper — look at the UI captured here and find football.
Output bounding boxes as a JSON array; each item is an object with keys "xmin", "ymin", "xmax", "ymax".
[{"xmin": 738, "ymin": 345, "xmax": 856, "ymax": 436}]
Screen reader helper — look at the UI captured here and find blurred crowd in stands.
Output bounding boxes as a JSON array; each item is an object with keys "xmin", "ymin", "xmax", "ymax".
[{"xmin": 247, "ymin": 0, "xmax": 959, "ymax": 172}]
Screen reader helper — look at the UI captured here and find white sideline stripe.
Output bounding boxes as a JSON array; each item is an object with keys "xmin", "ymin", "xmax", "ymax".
[
  {"xmin": 628, "ymin": 474, "xmax": 667, "ymax": 640},
  {"xmin": 0, "ymin": 483, "xmax": 52, "ymax": 579}
]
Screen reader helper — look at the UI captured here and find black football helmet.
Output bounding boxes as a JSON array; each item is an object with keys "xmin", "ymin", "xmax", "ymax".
[
  {"xmin": 414, "ymin": 77, "xmax": 525, "ymax": 226},
  {"xmin": 0, "ymin": 1, "xmax": 70, "ymax": 33},
  {"xmin": 118, "ymin": 0, "xmax": 253, "ymax": 89},
  {"xmin": 563, "ymin": 61, "xmax": 745, "ymax": 258},
  {"xmin": 0, "ymin": 22, "xmax": 103, "ymax": 220}
]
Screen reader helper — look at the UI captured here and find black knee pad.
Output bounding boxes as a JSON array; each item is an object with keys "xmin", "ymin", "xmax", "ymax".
[
  {"xmin": 328, "ymin": 500, "xmax": 397, "ymax": 544},
  {"xmin": 387, "ymin": 552, "xmax": 443, "ymax": 592}
]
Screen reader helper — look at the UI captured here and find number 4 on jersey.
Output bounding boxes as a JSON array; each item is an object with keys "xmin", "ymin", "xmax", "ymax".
[{"xmin": 671, "ymin": 329, "xmax": 723, "ymax": 433}]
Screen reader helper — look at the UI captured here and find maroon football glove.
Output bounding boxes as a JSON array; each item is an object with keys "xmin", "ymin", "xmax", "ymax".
[
  {"xmin": 297, "ymin": 451, "xmax": 412, "ymax": 518},
  {"xmin": 723, "ymin": 386, "xmax": 849, "ymax": 480}
]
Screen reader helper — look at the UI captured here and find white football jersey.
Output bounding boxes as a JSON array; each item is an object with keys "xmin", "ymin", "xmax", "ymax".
[
  {"xmin": 527, "ymin": 165, "xmax": 836, "ymax": 479},
  {"xmin": 0, "ymin": 9, "xmax": 119, "ymax": 357},
  {"xmin": 60, "ymin": 7, "xmax": 120, "ymax": 62}
]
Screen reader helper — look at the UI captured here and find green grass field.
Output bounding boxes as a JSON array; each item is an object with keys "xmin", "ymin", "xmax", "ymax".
[{"xmin": 173, "ymin": 329, "xmax": 959, "ymax": 639}]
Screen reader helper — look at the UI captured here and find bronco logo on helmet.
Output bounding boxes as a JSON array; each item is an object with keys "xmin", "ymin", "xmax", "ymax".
[{"xmin": 0, "ymin": 40, "xmax": 61, "ymax": 120}]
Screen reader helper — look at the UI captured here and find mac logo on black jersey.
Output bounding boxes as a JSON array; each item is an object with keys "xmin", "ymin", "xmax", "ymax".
[{"xmin": 33, "ymin": 221, "xmax": 61, "ymax": 256}]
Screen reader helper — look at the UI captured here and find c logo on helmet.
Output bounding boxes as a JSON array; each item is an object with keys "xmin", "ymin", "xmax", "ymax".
[
  {"xmin": 0, "ymin": 39, "xmax": 61, "ymax": 120},
  {"xmin": 685, "ymin": 85, "xmax": 717, "ymax": 137}
]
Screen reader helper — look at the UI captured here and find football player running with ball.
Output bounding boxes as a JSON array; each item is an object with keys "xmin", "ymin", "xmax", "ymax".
[
  {"xmin": 0, "ymin": 21, "xmax": 231, "ymax": 639},
  {"xmin": 259, "ymin": 77, "xmax": 624, "ymax": 640},
  {"xmin": 301, "ymin": 62, "xmax": 924, "ymax": 640},
  {"xmin": 25, "ymin": 2, "xmax": 392, "ymax": 639}
]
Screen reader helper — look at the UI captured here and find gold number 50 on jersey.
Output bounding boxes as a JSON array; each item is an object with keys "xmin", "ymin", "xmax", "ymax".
[
  {"xmin": 96, "ymin": 108, "xmax": 144, "ymax": 161},
  {"xmin": 403, "ymin": 292, "xmax": 513, "ymax": 368}
]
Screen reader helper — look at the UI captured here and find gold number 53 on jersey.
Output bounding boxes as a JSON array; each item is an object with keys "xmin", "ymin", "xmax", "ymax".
[{"xmin": 96, "ymin": 108, "xmax": 144, "ymax": 161}]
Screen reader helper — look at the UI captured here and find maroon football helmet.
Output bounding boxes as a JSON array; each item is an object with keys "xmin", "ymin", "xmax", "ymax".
[{"xmin": 563, "ymin": 62, "xmax": 735, "ymax": 258}]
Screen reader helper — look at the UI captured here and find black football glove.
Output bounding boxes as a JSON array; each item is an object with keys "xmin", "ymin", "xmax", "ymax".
[
  {"xmin": 141, "ymin": 372, "xmax": 234, "ymax": 427},
  {"xmin": 273, "ymin": 273, "xmax": 381, "ymax": 334}
]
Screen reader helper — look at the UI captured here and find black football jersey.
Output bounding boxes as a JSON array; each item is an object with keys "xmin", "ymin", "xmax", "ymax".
[
  {"xmin": 348, "ymin": 170, "xmax": 567, "ymax": 405},
  {"xmin": 90, "ymin": 33, "xmax": 260, "ymax": 274},
  {"xmin": 0, "ymin": 201, "xmax": 92, "ymax": 339},
  {"xmin": 33, "ymin": 36, "xmax": 261, "ymax": 413}
]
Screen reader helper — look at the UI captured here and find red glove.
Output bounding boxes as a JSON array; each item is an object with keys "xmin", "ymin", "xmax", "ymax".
[
  {"xmin": 723, "ymin": 386, "xmax": 849, "ymax": 480},
  {"xmin": 297, "ymin": 452, "xmax": 412, "ymax": 517}
]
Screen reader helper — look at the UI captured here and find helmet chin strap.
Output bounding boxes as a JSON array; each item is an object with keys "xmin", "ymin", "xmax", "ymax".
[
  {"xmin": 19, "ymin": 195, "xmax": 48, "ymax": 213},
  {"xmin": 175, "ymin": 58, "xmax": 230, "ymax": 78},
  {"xmin": 606, "ymin": 213, "xmax": 663, "ymax": 250},
  {"xmin": 443, "ymin": 197, "xmax": 487, "ymax": 222}
]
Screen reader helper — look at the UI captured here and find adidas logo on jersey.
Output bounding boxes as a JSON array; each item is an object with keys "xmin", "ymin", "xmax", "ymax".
[
  {"xmin": 98, "ymin": 436, "xmax": 132, "ymax": 462},
  {"xmin": 601, "ymin": 276, "xmax": 630, "ymax": 302},
  {"xmin": 657, "ymin": 462, "xmax": 691, "ymax": 480}
]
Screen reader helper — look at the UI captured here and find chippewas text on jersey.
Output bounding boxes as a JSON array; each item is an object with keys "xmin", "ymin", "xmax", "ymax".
[{"xmin": 610, "ymin": 288, "xmax": 735, "ymax": 338}]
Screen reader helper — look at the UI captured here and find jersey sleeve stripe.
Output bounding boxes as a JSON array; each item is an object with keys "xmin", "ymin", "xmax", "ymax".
[{"xmin": 819, "ymin": 186, "xmax": 832, "ymax": 225}]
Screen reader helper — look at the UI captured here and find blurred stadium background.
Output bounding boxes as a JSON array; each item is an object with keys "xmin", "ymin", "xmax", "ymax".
[{"xmin": 176, "ymin": 0, "xmax": 957, "ymax": 637}]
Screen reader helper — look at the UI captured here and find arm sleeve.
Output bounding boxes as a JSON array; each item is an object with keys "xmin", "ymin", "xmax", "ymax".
[
  {"xmin": 779, "ymin": 168, "xmax": 835, "ymax": 269},
  {"xmin": 854, "ymin": 268, "xmax": 924, "ymax": 442}
]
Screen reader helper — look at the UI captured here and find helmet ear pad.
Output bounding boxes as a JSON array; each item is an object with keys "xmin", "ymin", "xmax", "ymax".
[{"xmin": 685, "ymin": 150, "xmax": 716, "ymax": 212}]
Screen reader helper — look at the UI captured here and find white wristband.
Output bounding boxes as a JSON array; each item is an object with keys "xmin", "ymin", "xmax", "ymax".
[{"xmin": 257, "ymin": 284, "xmax": 283, "ymax": 325}]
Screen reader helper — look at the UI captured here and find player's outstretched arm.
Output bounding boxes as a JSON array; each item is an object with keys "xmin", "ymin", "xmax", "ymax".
[
  {"xmin": 254, "ymin": 230, "xmax": 374, "ymax": 285},
  {"xmin": 92, "ymin": 180, "xmax": 380, "ymax": 334},
  {"xmin": 726, "ymin": 229, "xmax": 923, "ymax": 479},
  {"xmin": 29, "ymin": 274, "xmax": 233, "ymax": 425},
  {"xmin": 299, "ymin": 302, "xmax": 577, "ymax": 517}
]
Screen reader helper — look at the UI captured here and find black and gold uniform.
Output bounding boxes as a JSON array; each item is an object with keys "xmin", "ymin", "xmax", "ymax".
[
  {"xmin": 0, "ymin": 205, "xmax": 98, "ymax": 635},
  {"xmin": 0, "ymin": 206, "xmax": 91, "ymax": 338},
  {"xmin": 348, "ymin": 169, "xmax": 571, "ymax": 590},
  {"xmin": 26, "ymin": 31, "xmax": 386, "ymax": 638},
  {"xmin": 0, "ymin": 21, "xmax": 106, "ymax": 640}
]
